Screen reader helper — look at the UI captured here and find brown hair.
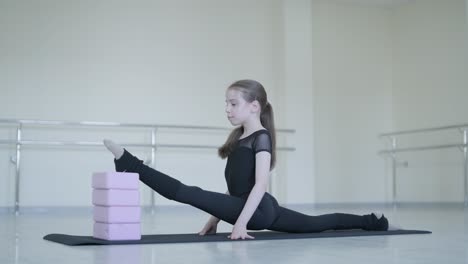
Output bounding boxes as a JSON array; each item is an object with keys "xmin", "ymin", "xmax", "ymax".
[{"xmin": 218, "ymin": 79, "xmax": 276, "ymax": 170}]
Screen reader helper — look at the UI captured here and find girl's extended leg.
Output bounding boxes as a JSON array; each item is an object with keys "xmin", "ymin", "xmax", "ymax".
[
  {"xmin": 268, "ymin": 206, "xmax": 388, "ymax": 233},
  {"xmin": 113, "ymin": 149, "xmax": 274, "ymax": 230}
]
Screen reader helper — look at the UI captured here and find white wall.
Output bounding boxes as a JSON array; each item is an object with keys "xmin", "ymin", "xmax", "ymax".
[
  {"xmin": 311, "ymin": 1, "xmax": 394, "ymax": 203},
  {"xmin": 0, "ymin": 0, "xmax": 466, "ymax": 209},
  {"xmin": 310, "ymin": 0, "xmax": 468, "ymax": 204},
  {"xmin": 0, "ymin": 0, "xmax": 280, "ymax": 124},
  {"xmin": 0, "ymin": 0, "xmax": 295, "ymax": 207},
  {"xmin": 308, "ymin": 0, "xmax": 467, "ymax": 204},
  {"xmin": 279, "ymin": 0, "xmax": 316, "ymax": 204},
  {"xmin": 390, "ymin": 0, "xmax": 468, "ymax": 202}
]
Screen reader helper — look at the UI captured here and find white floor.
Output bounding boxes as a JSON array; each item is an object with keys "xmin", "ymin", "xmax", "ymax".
[{"xmin": 1, "ymin": 204, "xmax": 467, "ymax": 264}]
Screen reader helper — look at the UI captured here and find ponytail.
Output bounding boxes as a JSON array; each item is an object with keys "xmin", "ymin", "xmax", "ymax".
[{"xmin": 260, "ymin": 102, "xmax": 276, "ymax": 169}]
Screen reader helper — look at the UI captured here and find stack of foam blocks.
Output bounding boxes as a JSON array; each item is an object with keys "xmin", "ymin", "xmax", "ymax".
[{"xmin": 92, "ymin": 172, "xmax": 141, "ymax": 240}]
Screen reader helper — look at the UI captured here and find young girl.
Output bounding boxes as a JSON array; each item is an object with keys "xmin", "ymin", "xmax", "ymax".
[{"xmin": 103, "ymin": 79, "xmax": 389, "ymax": 240}]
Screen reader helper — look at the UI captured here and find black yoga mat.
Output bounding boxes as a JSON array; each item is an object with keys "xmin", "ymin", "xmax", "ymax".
[{"xmin": 44, "ymin": 229, "xmax": 431, "ymax": 246}]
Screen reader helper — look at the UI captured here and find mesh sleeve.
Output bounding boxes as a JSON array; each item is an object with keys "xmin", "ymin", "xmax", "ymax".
[{"xmin": 253, "ymin": 132, "xmax": 272, "ymax": 154}]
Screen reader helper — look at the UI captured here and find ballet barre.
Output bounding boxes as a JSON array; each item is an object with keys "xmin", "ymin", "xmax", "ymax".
[
  {"xmin": 0, "ymin": 118, "xmax": 296, "ymax": 214},
  {"xmin": 378, "ymin": 123, "xmax": 468, "ymax": 208}
]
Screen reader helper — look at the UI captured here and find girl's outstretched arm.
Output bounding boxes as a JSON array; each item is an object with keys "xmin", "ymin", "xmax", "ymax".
[{"xmin": 228, "ymin": 151, "xmax": 271, "ymax": 240}]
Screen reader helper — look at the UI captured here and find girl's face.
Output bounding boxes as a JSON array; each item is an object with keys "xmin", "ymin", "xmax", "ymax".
[{"xmin": 225, "ymin": 88, "xmax": 254, "ymax": 126}]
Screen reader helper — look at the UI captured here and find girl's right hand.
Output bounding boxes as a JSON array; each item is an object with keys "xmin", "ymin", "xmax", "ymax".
[{"xmin": 198, "ymin": 220, "xmax": 218, "ymax": 236}]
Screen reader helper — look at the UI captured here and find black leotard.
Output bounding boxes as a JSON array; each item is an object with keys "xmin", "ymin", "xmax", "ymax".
[{"xmin": 225, "ymin": 129, "xmax": 271, "ymax": 198}]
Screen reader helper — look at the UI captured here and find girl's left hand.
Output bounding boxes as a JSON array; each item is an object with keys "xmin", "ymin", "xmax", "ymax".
[{"xmin": 227, "ymin": 223, "xmax": 255, "ymax": 240}]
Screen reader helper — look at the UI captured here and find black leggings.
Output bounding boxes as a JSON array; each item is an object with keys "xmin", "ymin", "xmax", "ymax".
[{"xmin": 115, "ymin": 149, "xmax": 380, "ymax": 233}]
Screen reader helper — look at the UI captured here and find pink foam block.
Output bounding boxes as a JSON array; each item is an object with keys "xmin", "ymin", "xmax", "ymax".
[
  {"xmin": 93, "ymin": 206, "xmax": 141, "ymax": 223},
  {"xmin": 93, "ymin": 222, "xmax": 141, "ymax": 240},
  {"xmin": 92, "ymin": 189, "xmax": 140, "ymax": 206},
  {"xmin": 92, "ymin": 172, "xmax": 139, "ymax": 190}
]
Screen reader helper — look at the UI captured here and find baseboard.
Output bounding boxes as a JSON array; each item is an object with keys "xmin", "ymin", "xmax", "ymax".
[
  {"xmin": 306, "ymin": 201, "xmax": 466, "ymax": 209},
  {"xmin": 1, "ymin": 201, "xmax": 466, "ymax": 215}
]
